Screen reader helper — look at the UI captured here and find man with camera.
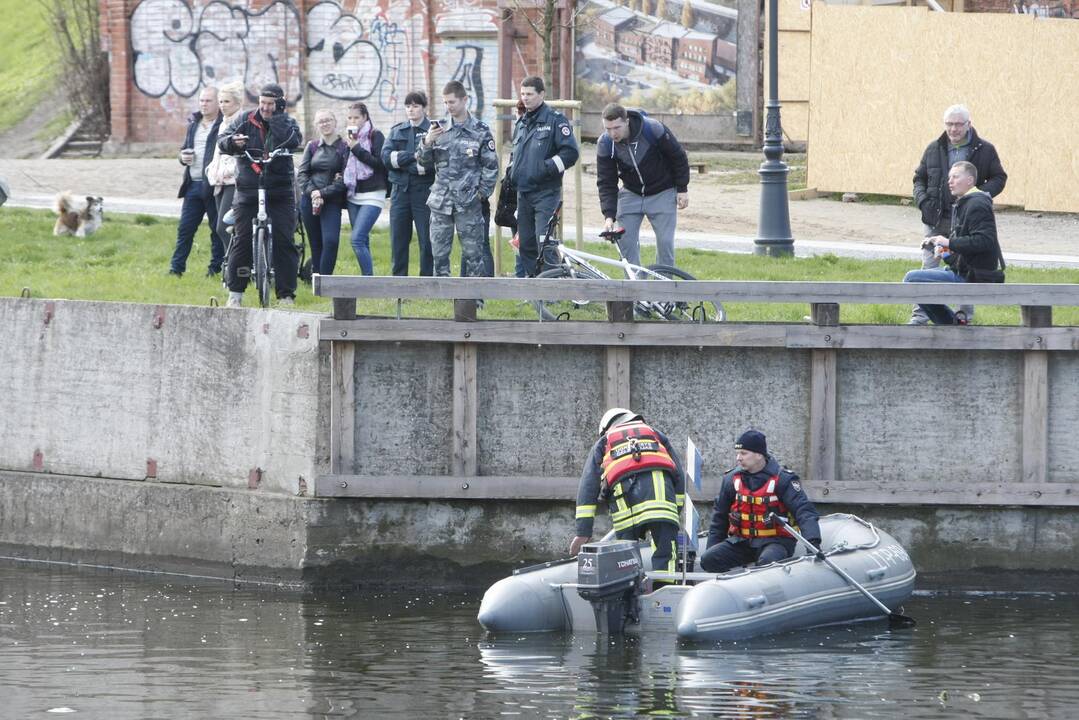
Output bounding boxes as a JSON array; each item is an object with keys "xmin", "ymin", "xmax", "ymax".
[
  {"xmin": 904, "ymin": 160, "xmax": 1004, "ymax": 326},
  {"xmin": 169, "ymin": 86, "xmax": 223, "ymax": 278},
  {"xmin": 910, "ymin": 105, "xmax": 1007, "ymax": 325},
  {"xmin": 415, "ymin": 81, "xmax": 498, "ymax": 281},
  {"xmin": 700, "ymin": 430, "xmax": 821, "ymax": 574},
  {"xmin": 508, "ymin": 76, "xmax": 578, "ymax": 277},
  {"xmin": 217, "ymin": 83, "xmax": 303, "ymax": 308},
  {"xmin": 382, "ymin": 91, "xmax": 435, "ymax": 276}
]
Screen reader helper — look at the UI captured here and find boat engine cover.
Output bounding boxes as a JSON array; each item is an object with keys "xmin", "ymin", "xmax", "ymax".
[{"xmin": 577, "ymin": 540, "xmax": 643, "ymax": 601}]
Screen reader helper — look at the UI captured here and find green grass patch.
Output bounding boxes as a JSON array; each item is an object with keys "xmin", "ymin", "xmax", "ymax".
[
  {"xmin": 0, "ymin": 3, "xmax": 57, "ymax": 132},
  {"xmin": 2, "ymin": 207, "xmax": 1077, "ymax": 324},
  {"xmin": 36, "ymin": 107, "xmax": 74, "ymax": 143}
]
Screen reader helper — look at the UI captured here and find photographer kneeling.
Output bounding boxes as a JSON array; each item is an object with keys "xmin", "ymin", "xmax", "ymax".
[{"xmin": 903, "ymin": 160, "xmax": 1005, "ymax": 326}]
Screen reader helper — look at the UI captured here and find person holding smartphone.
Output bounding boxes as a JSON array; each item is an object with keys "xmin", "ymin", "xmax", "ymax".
[{"xmin": 342, "ymin": 102, "xmax": 388, "ymax": 276}]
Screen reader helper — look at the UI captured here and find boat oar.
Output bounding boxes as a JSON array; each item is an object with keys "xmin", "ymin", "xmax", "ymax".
[{"xmin": 768, "ymin": 513, "xmax": 916, "ymax": 628}]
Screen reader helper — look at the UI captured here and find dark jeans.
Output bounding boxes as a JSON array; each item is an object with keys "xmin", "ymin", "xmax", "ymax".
[
  {"xmin": 617, "ymin": 521, "xmax": 679, "ymax": 572},
  {"xmin": 389, "ymin": 184, "xmax": 433, "ymax": 276},
  {"xmin": 699, "ymin": 539, "xmax": 794, "ymax": 573},
  {"xmin": 227, "ymin": 191, "xmax": 299, "ymax": 299},
  {"xmin": 514, "ymin": 187, "xmax": 561, "ymax": 277},
  {"xmin": 171, "ymin": 180, "xmax": 222, "ymax": 274},
  {"xmin": 300, "ymin": 194, "xmax": 344, "ymax": 275}
]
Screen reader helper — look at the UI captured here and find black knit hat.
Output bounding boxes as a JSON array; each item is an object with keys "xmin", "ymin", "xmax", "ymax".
[
  {"xmin": 259, "ymin": 83, "xmax": 285, "ymax": 100},
  {"xmin": 734, "ymin": 429, "xmax": 767, "ymax": 456}
]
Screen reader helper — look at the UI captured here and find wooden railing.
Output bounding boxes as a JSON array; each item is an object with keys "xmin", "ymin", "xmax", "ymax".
[{"xmin": 312, "ymin": 276, "xmax": 1079, "ymax": 505}]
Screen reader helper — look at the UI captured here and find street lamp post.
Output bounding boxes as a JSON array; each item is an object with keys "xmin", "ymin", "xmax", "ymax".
[{"xmin": 754, "ymin": 0, "xmax": 794, "ymax": 256}]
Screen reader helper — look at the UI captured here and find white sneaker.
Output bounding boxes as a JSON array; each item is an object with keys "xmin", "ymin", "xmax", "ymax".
[
  {"xmin": 278, "ymin": 297, "xmax": 294, "ymax": 307},
  {"xmin": 226, "ymin": 292, "xmax": 243, "ymax": 308}
]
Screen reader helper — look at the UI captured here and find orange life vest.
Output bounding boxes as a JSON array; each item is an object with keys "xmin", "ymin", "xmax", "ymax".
[
  {"xmin": 727, "ymin": 473, "xmax": 799, "ymax": 539},
  {"xmin": 599, "ymin": 421, "xmax": 677, "ymax": 488}
]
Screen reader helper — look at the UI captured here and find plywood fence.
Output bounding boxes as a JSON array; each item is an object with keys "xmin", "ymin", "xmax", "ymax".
[{"xmin": 802, "ymin": 4, "xmax": 1079, "ymax": 211}]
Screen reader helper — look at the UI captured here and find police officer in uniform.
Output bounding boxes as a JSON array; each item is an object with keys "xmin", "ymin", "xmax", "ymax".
[
  {"xmin": 509, "ymin": 76, "xmax": 579, "ymax": 277},
  {"xmin": 570, "ymin": 408, "xmax": 686, "ymax": 573},
  {"xmin": 700, "ymin": 430, "xmax": 822, "ymax": 573},
  {"xmin": 415, "ymin": 80, "xmax": 498, "ymax": 280},
  {"xmin": 382, "ymin": 90, "xmax": 435, "ymax": 276}
]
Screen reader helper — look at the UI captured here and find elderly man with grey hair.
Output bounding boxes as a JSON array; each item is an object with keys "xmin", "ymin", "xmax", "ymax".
[{"xmin": 910, "ymin": 104, "xmax": 1007, "ymax": 325}]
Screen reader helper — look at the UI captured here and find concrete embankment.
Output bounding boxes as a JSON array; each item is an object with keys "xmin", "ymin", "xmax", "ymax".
[{"xmin": 2, "ymin": 296, "xmax": 1078, "ymax": 589}]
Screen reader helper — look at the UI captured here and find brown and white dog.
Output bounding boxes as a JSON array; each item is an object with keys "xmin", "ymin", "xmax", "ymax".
[{"xmin": 53, "ymin": 192, "xmax": 104, "ymax": 237}]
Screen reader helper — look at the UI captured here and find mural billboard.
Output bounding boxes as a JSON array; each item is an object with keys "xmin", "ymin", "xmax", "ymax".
[{"xmin": 575, "ymin": 0, "xmax": 738, "ymax": 115}]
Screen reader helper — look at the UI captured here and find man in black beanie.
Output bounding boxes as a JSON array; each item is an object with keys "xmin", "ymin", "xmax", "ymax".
[{"xmin": 700, "ymin": 429, "xmax": 821, "ymax": 573}]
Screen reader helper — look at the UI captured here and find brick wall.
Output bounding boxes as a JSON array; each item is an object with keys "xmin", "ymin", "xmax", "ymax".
[{"xmin": 101, "ymin": 0, "xmax": 562, "ymax": 146}]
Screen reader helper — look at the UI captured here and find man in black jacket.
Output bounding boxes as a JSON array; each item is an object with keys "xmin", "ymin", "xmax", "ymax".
[
  {"xmin": 169, "ymin": 87, "xmax": 222, "ymax": 278},
  {"xmin": 910, "ymin": 105, "xmax": 1007, "ymax": 324},
  {"xmin": 596, "ymin": 103, "xmax": 690, "ymax": 268},
  {"xmin": 217, "ymin": 83, "xmax": 302, "ymax": 307},
  {"xmin": 904, "ymin": 161, "xmax": 1003, "ymax": 326},
  {"xmin": 509, "ymin": 76, "xmax": 578, "ymax": 277},
  {"xmin": 700, "ymin": 430, "xmax": 821, "ymax": 574}
]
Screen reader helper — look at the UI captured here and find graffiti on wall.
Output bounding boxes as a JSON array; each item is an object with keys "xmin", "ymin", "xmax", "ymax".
[
  {"xmin": 128, "ymin": 0, "xmax": 500, "ymax": 125},
  {"xmin": 131, "ymin": 0, "xmax": 304, "ymax": 101}
]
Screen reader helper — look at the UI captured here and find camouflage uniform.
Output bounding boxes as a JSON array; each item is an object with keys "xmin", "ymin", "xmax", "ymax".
[{"xmin": 416, "ymin": 114, "xmax": 499, "ymax": 277}]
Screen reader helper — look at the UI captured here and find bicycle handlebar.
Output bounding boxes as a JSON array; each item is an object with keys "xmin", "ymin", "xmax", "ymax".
[{"xmin": 243, "ymin": 146, "xmax": 293, "ymax": 164}]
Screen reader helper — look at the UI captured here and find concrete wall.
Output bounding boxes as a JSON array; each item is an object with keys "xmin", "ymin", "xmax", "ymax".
[{"xmin": 0, "ymin": 299, "xmax": 323, "ymax": 494}]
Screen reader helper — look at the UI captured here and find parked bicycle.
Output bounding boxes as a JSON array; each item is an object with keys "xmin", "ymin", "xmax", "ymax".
[{"xmin": 531, "ymin": 205, "xmax": 725, "ymax": 322}]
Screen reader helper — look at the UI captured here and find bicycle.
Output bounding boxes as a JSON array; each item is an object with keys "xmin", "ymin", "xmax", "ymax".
[{"xmin": 530, "ymin": 205, "xmax": 725, "ymax": 323}]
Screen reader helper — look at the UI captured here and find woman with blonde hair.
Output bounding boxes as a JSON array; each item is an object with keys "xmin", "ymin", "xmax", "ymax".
[
  {"xmin": 205, "ymin": 80, "xmax": 245, "ymax": 276},
  {"xmin": 297, "ymin": 109, "xmax": 348, "ymax": 274}
]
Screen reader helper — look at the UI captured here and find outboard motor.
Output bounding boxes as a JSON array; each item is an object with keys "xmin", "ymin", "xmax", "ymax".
[{"xmin": 576, "ymin": 540, "xmax": 644, "ymax": 633}]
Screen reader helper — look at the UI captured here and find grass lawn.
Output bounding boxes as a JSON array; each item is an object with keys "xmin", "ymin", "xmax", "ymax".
[
  {"xmin": 2, "ymin": 207, "xmax": 1077, "ymax": 325},
  {"xmin": 0, "ymin": 3, "xmax": 56, "ymax": 132}
]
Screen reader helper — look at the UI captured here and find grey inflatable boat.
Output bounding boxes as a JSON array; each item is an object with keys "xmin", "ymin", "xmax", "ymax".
[{"xmin": 477, "ymin": 513, "xmax": 916, "ymax": 642}]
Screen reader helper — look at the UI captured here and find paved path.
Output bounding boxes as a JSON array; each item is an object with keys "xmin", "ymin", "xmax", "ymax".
[{"xmin": 4, "ymin": 158, "xmax": 1078, "ymax": 268}]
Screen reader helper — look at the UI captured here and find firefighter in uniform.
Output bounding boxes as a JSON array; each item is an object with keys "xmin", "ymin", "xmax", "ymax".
[
  {"xmin": 569, "ymin": 408, "xmax": 686, "ymax": 572},
  {"xmin": 700, "ymin": 429, "xmax": 821, "ymax": 573}
]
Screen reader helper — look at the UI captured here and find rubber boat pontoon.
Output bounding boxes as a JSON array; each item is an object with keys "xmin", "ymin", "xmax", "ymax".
[{"xmin": 477, "ymin": 513, "xmax": 916, "ymax": 642}]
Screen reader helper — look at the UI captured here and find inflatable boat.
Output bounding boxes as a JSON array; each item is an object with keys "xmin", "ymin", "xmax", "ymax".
[{"xmin": 477, "ymin": 513, "xmax": 916, "ymax": 642}]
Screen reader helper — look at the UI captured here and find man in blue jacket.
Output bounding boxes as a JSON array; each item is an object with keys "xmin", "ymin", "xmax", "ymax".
[
  {"xmin": 169, "ymin": 86, "xmax": 223, "ymax": 277},
  {"xmin": 382, "ymin": 91, "xmax": 435, "ymax": 276},
  {"xmin": 700, "ymin": 430, "xmax": 821, "ymax": 574},
  {"xmin": 597, "ymin": 103, "xmax": 690, "ymax": 268},
  {"xmin": 509, "ymin": 76, "xmax": 578, "ymax": 277}
]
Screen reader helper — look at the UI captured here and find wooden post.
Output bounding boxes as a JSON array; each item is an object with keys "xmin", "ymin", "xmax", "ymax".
[
  {"xmin": 1021, "ymin": 305, "xmax": 1051, "ymax": 483},
  {"xmin": 453, "ymin": 299, "xmax": 477, "ymax": 322},
  {"xmin": 604, "ymin": 346, "xmax": 632, "ymax": 410},
  {"xmin": 807, "ymin": 349, "xmax": 837, "ymax": 489},
  {"xmin": 332, "ymin": 297, "xmax": 357, "ymax": 321},
  {"xmin": 329, "ymin": 343, "xmax": 356, "ymax": 478},
  {"xmin": 811, "ymin": 303, "xmax": 840, "ymax": 327},
  {"xmin": 452, "ymin": 342, "xmax": 478, "ymax": 476},
  {"xmin": 606, "ymin": 301, "xmax": 634, "ymax": 323}
]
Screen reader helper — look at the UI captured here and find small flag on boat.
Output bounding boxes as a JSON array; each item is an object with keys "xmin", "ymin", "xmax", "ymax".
[
  {"xmin": 683, "ymin": 494, "xmax": 700, "ymax": 552},
  {"xmin": 686, "ymin": 437, "xmax": 703, "ymax": 492}
]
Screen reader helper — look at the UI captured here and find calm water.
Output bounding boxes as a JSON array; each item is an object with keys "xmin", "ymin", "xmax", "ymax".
[{"xmin": 1, "ymin": 562, "xmax": 1076, "ymax": 719}]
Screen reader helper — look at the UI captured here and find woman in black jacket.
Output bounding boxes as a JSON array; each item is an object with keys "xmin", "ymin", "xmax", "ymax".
[
  {"xmin": 297, "ymin": 109, "xmax": 348, "ymax": 275},
  {"xmin": 343, "ymin": 102, "xmax": 388, "ymax": 275}
]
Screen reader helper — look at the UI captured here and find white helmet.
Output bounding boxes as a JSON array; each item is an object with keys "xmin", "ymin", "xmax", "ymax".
[{"xmin": 599, "ymin": 407, "xmax": 640, "ymax": 435}]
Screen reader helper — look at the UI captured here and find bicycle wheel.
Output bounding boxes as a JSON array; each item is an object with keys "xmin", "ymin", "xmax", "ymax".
[
  {"xmin": 640, "ymin": 264, "xmax": 725, "ymax": 322},
  {"xmin": 534, "ymin": 266, "xmax": 610, "ymax": 321},
  {"xmin": 253, "ymin": 224, "xmax": 272, "ymax": 308}
]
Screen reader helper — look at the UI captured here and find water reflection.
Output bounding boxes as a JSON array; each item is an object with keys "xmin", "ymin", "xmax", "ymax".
[{"xmin": 1, "ymin": 563, "xmax": 1078, "ymax": 719}]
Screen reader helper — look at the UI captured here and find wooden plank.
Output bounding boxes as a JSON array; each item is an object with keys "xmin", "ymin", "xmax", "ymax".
[
  {"xmin": 318, "ymin": 319, "xmax": 1079, "ymax": 351},
  {"xmin": 313, "ymin": 276, "xmax": 1079, "ymax": 306},
  {"xmin": 314, "ymin": 474, "xmax": 713, "ymax": 501},
  {"xmin": 1022, "ymin": 351, "xmax": 1049, "ymax": 484},
  {"xmin": 604, "ymin": 347, "xmax": 631, "ymax": 410},
  {"xmin": 329, "ymin": 343, "xmax": 355, "ymax": 477},
  {"xmin": 452, "ymin": 343, "xmax": 478, "ymax": 476},
  {"xmin": 807, "ymin": 349, "xmax": 837, "ymax": 488},
  {"xmin": 320, "ymin": 318, "xmax": 790, "ymax": 347},
  {"xmin": 785, "ymin": 325, "xmax": 1079, "ymax": 351},
  {"xmin": 812, "ymin": 480, "xmax": 1079, "ymax": 506}
]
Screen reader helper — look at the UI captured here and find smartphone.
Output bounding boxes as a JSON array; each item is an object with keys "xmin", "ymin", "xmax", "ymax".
[{"xmin": 346, "ymin": 126, "xmax": 358, "ymax": 140}]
